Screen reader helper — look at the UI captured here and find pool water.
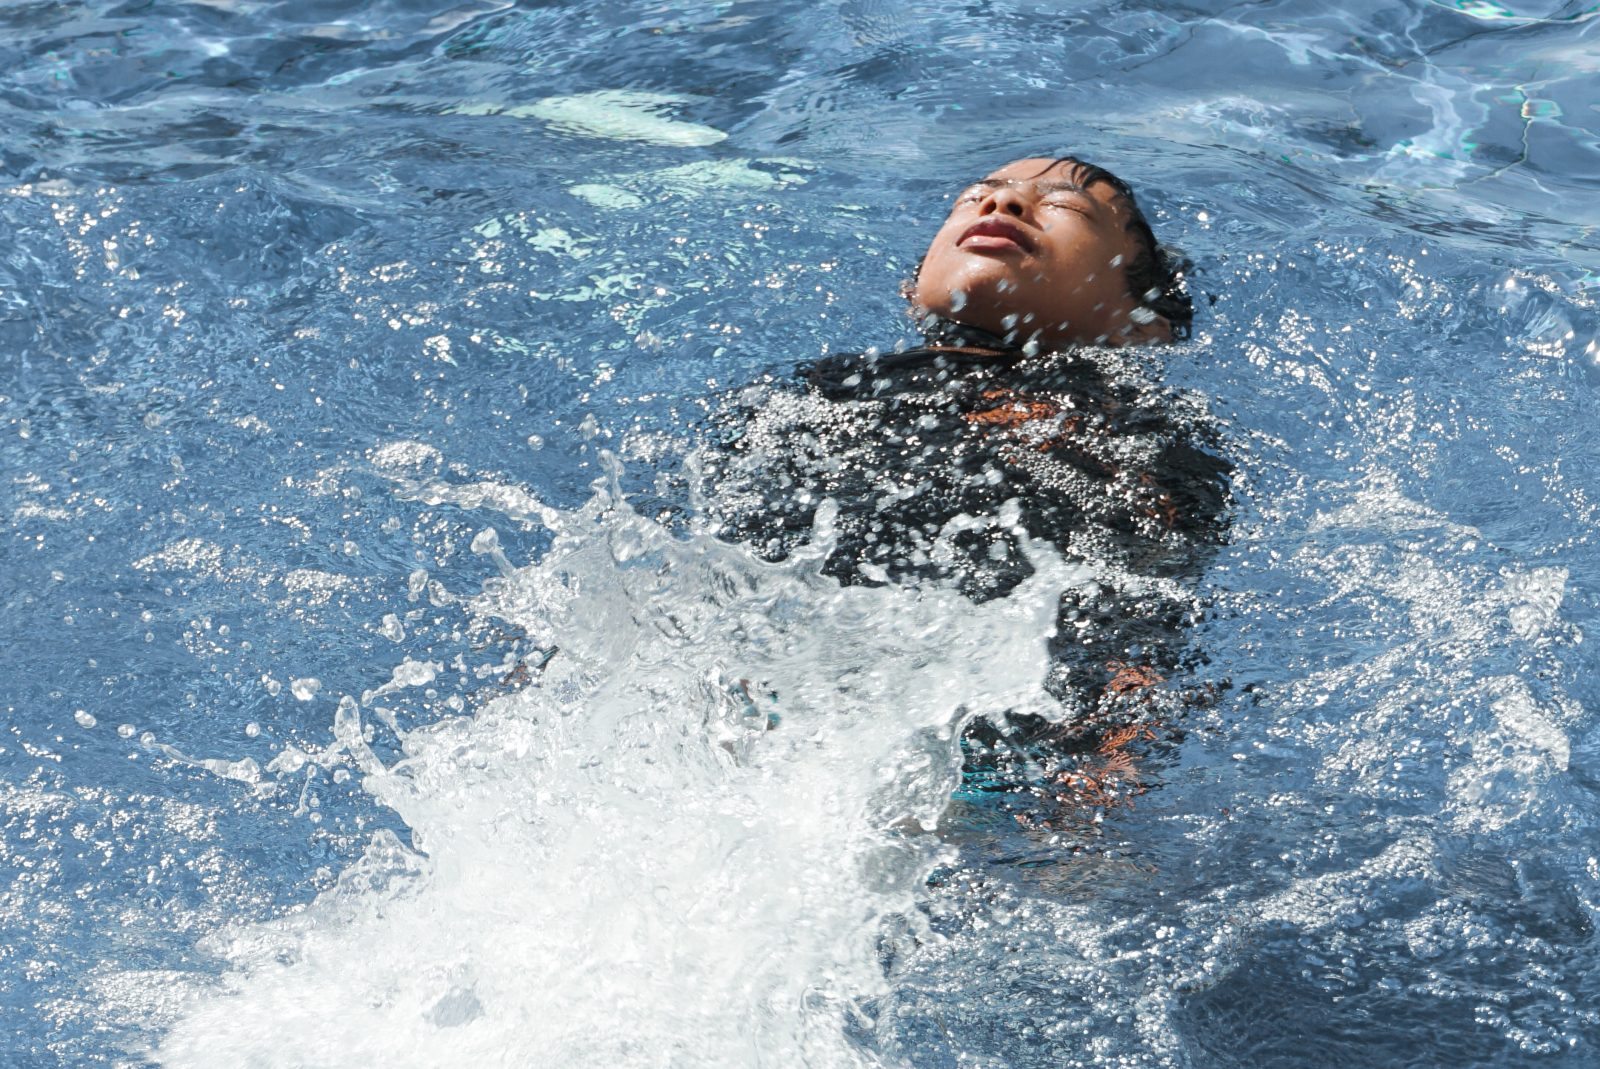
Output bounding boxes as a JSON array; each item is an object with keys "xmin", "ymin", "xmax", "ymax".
[{"xmin": 3, "ymin": 1, "xmax": 1599, "ymax": 1065}]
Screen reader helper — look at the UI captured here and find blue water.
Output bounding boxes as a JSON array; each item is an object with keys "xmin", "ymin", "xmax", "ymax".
[{"xmin": 3, "ymin": 1, "xmax": 1599, "ymax": 1065}]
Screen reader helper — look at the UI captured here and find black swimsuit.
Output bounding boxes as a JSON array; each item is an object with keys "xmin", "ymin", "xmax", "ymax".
[{"xmin": 706, "ymin": 322, "xmax": 1231, "ymax": 736}]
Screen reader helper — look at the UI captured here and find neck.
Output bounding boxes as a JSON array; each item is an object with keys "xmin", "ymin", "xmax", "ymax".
[{"xmin": 917, "ymin": 315, "xmax": 1018, "ymax": 354}]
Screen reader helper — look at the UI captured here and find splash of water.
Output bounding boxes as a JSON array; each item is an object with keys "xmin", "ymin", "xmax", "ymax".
[{"xmin": 151, "ymin": 466, "xmax": 1086, "ymax": 1068}]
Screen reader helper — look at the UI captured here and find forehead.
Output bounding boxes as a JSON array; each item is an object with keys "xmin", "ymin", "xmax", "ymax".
[{"xmin": 983, "ymin": 157, "xmax": 1081, "ymax": 182}]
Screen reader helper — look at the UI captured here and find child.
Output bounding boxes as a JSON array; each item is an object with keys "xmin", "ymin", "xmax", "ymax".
[{"xmin": 710, "ymin": 156, "xmax": 1230, "ymax": 801}]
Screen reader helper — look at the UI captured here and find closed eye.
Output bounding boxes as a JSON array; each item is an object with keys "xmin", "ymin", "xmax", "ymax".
[{"xmin": 1041, "ymin": 194, "xmax": 1091, "ymax": 213}]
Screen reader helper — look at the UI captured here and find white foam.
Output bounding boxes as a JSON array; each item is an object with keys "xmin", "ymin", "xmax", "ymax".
[
  {"xmin": 509, "ymin": 91, "xmax": 727, "ymax": 147},
  {"xmin": 151, "ymin": 480, "xmax": 1085, "ymax": 1068}
]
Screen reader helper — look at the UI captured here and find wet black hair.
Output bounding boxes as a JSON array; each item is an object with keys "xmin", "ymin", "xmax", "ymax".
[{"xmin": 1039, "ymin": 155, "xmax": 1194, "ymax": 340}]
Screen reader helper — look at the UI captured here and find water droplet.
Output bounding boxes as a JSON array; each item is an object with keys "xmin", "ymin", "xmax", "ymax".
[
  {"xmin": 393, "ymin": 659, "xmax": 438, "ymax": 688},
  {"xmin": 117, "ymin": 724, "xmax": 135, "ymax": 739},
  {"xmin": 74, "ymin": 710, "xmax": 95, "ymax": 729},
  {"xmin": 290, "ymin": 678, "xmax": 322, "ymax": 702},
  {"xmin": 245, "ymin": 722, "xmax": 260, "ymax": 738}
]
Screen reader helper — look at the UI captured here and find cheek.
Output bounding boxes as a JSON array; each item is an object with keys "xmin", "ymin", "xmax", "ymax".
[
  {"xmin": 918, "ymin": 227, "xmax": 966, "ymax": 276},
  {"xmin": 1038, "ymin": 244, "xmax": 1130, "ymax": 309},
  {"xmin": 915, "ymin": 240, "xmax": 985, "ymax": 302}
]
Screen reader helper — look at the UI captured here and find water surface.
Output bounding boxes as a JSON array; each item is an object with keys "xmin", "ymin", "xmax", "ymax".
[{"xmin": 2, "ymin": 1, "xmax": 1599, "ymax": 1065}]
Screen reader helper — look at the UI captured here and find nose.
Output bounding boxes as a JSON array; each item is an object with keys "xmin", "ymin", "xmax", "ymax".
[{"xmin": 980, "ymin": 184, "xmax": 1030, "ymax": 218}]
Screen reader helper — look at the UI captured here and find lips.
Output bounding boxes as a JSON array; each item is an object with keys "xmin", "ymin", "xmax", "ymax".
[{"xmin": 958, "ymin": 217, "xmax": 1037, "ymax": 254}]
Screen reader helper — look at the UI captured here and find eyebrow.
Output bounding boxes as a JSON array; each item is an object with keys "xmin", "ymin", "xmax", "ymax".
[{"xmin": 966, "ymin": 177, "xmax": 1093, "ymax": 196}]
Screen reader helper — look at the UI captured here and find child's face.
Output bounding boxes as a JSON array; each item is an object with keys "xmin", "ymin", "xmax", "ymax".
[{"xmin": 911, "ymin": 157, "xmax": 1166, "ymax": 348}]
